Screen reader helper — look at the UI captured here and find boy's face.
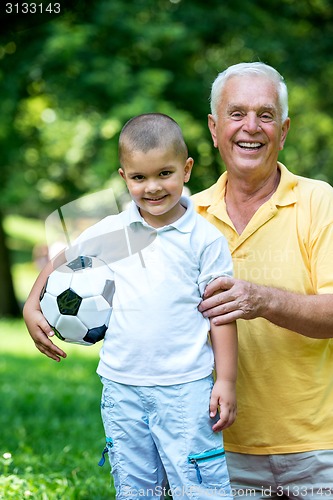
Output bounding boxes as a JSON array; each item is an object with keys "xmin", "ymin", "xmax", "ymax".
[{"xmin": 119, "ymin": 147, "xmax": 193, "ymax": 227}]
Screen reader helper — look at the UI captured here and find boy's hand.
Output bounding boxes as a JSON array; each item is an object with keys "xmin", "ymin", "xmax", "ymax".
[
  {"xmin": 209, "ymin": 379, "xmax": 237, "ymax": 432},
  {"xmin": 24, "ymin": 308, "xmax": 67, "ymax": 362}
]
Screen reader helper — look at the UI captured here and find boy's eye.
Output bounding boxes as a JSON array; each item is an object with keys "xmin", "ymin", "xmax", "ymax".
[
  {"xmin": 132, "ymin": 175, "xmax": 145, "ymax": 181},
  {"xmin": 160, "ymin": 170, "xmax": 172, "ymax": 177}
]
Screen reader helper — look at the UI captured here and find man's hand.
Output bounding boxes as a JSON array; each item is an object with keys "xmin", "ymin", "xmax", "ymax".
[{"xmin": 199, "ymin": 276, "xmax": 263, "ymax": 325}]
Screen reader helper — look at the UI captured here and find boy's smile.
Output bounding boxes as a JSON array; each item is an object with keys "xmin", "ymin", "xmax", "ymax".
[{"xmin": 119, "ymin": 147, "xmax": 193, "ymax": 228}]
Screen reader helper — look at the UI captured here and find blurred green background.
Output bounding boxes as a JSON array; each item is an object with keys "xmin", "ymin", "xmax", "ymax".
[
  {"xmin": 1, "ymin": 0, "xmax": 333, "ymax": 497},
  {"xmin": 1, "ymin": 0, "xmax": 333, "ymax": 315}
]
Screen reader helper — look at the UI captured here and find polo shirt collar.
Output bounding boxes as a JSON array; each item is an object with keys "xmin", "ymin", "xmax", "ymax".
[
  {"xmin": 127, "ymin": 196, "xmax": 195, "ymax": 233},
  {"xmin": 196, "ymin": 162, "xmax": 298, "ymax": 212},
  {"xmin": 271, "ymin": 162, "xmax": 298, "ymax": 207}
]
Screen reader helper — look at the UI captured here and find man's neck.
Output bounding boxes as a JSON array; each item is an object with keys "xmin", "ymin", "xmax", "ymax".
[{"xmin": 225, "ymin": 167, "xmax": 280, "ymax": 234}]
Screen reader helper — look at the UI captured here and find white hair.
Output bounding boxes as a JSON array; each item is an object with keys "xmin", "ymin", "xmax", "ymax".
[{"xmin": 210, "ymin": 62, "xmax": 289, "ymax": 122}]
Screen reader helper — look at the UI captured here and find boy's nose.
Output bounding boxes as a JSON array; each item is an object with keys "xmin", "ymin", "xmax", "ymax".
[{"xmin": 145, "ymin": 180, "xmax": 161, "ymax": 193}]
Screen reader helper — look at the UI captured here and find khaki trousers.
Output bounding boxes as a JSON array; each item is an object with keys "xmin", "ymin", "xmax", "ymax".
[{"xmin": 226, "ymin": 450, "xmax": 333, "ymax": 499}]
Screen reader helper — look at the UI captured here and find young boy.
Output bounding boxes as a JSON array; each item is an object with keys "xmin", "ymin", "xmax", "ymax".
[{"xmin": 23, "ymin": 113, "xmax": 237, "ymax": 499}]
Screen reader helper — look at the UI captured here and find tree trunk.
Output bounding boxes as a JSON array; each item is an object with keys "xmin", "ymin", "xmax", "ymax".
[{"xmin": 0, "ymin": 211, "xmax": 21, "ymax": 317}]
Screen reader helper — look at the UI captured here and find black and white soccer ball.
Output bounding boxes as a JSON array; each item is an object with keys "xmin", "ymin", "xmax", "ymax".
[{"xmin": 40, "ymin": 255, "xmax": 115, "ymax": 346}]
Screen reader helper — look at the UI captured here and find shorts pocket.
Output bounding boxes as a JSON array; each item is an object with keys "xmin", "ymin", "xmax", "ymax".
[{"xmin": 188, "ymin": 447, "xmax": 229, "ymax": 487}]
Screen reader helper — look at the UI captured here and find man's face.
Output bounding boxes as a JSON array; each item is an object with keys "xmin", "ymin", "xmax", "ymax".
[{"xmin": 208, "ymin": 75, "xmax": 290, "ymax": 181}]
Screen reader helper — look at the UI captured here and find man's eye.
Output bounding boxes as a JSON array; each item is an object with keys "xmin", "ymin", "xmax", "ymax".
[
  {"xmin": 261, "ymin": 114, "xmax": 273, "ymax": 122},
  {"xmin": 230, "ymin": 112, "xmax": 243, "ymax": 120}
]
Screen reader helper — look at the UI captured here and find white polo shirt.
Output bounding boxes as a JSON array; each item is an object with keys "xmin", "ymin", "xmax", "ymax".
[{"xmin": 67, "ymin": 197, "xmax": 233, "ymax": 386}]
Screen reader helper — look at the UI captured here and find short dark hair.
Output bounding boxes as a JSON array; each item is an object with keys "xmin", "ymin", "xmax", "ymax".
[{"xmin": 119, "ymin": 113, "xmax": 188, "ymax": 166}]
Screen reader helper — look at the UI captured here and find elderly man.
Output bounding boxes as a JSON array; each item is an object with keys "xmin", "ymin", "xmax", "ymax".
[{"xmin": 194, "ymin": 62, "xmax": 333, "ymax": 498}]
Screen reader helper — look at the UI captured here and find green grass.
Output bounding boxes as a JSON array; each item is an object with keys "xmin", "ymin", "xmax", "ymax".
[{"xmin": 0, "ymin": 319, "xmax": 115, "ymax": 499}]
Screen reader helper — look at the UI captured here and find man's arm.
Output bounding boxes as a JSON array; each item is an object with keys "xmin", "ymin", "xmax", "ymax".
[{"xmin": 199, "ymin": 276, "xmax": 333, "ymax": 339}]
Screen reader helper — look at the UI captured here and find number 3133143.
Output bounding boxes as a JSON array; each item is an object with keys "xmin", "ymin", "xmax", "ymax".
[{"xmin": 5, "ymin": 3, "xmax": 61, "ymax": 14}]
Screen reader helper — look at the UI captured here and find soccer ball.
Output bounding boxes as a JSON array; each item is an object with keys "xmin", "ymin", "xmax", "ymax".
[{"xmin": 40, "ymin": 255, "xmax": 115, "ymax": 346}]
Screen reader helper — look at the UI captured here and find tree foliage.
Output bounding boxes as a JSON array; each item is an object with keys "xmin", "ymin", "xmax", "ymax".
[{"xmin": 1, "ymin": 0, "xmax": 333, "ymax": 314}]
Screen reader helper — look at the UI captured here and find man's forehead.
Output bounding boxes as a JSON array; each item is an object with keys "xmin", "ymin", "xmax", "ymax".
[
  {"xmin": 221, "ymin": 76, "xmax": 279, "ymax": 105},
  {"xmin": 226, "ymin": 102, "xmax": 277, "ymax": 112}
]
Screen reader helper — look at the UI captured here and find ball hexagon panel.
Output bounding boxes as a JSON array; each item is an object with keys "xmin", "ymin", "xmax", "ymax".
[
  {"xmin": 78, "ymin": 295, "xmax": 112, "ymax": 329},
  {"xmin": 43, "ymin": 271, "xmax": 73, "ymax": 296},
  {"xmin": 39, "ymin": 292, "xmax": 59, "ymax": 326},
  {"xmin": 55, "ymin": 314, "xmax": 89, "ymax": 342}
]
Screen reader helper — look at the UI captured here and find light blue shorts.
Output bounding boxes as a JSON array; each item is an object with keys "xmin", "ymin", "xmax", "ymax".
[{"xmin": 99, "ymin": 375, "xmax": 233, "ymax": 499}]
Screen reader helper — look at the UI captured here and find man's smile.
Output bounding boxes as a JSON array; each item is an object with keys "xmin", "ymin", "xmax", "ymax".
[{"xmin": 237, "ymin": 141, "xmax": 263, "ymax": 150}]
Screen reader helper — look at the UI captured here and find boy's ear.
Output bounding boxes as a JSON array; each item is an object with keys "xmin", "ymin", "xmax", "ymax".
[
  {"xmin": 184, "ymin": 157, "xmax": 194, "ymax": 183},
  {"xmin": 118, "ymin": 168, "xmax": 126, "ymax": 180}
]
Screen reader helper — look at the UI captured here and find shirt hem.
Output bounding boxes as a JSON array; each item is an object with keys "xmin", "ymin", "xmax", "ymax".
[
  {"xmin": 96, "ymin": 365, "xmax": 213, "ymax": 386},
  {"xmin": 225, "ymin": 442, "xmax": 333, "ymax": 455}
]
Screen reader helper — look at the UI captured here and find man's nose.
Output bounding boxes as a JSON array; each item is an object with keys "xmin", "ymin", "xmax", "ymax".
[{"xmin": 243, "ymin": 113, "xmax": 261, "ymax": 133}]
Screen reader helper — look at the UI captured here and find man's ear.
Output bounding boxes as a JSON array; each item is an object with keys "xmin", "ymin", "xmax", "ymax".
[
  {"xmin": 208, "ymin": 114, "xmax": 218, "ymax": 148},
  {"xmin": 279, "ymin": 117, "xmax": 290, "ymax": 151}
]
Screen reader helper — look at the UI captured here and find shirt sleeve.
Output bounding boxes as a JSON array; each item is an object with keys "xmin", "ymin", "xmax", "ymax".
[
  {"xmin": 310, "ymin": 222, "xmax": 333, "ymax": 294},
  {"xmin": 197, "ymin": 235, "xmax": 233, "ymax": 297},
  {"xmin": 306, "ymin": 184, "xmax": 333, "ymax": 294}
]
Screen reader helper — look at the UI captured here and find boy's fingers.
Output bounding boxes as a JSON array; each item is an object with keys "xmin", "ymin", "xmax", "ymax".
[
  {"xmin": 37, "ymin": 344, "xmax": 66, "ymax": 362},
  {"xmin": 209, "ymin": 395, "xmax": 218, "ymax": 417},
  {"xmin": 34, "ymin": 330, "xmax": 67, "ymax": 361}
]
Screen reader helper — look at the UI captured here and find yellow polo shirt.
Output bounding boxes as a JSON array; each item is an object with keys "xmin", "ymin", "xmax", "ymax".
[{"xmin": 192, "ymin": 163, "xmax": 333, "ymax": 454}]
